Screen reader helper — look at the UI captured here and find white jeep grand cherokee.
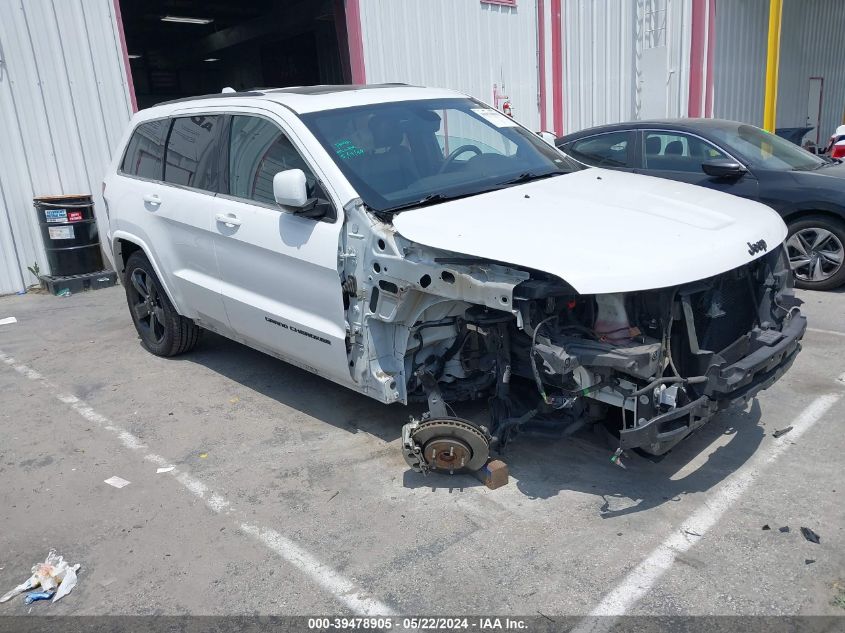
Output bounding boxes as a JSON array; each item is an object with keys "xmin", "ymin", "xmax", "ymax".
[{"xmin": 103, "ymin": 84, "xmax": 806, "ymax": 473}]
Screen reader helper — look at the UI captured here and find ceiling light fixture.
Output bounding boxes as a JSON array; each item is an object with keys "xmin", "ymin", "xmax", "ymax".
[
  {"xmin": 128, "ymin": 54, "xmax": 142, "ymax": 59},
  {"xmin": 161, "ymin": 15, "xmax": 213, "ymax": 24},
  {"xmin": 203, "ymin": 58, "xmax": 220, "ymax": 62}
]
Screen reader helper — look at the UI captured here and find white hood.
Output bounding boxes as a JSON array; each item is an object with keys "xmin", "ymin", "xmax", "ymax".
[{"xmin": 392, "ymin": 168, "xmax": 788, "ymax": 294}]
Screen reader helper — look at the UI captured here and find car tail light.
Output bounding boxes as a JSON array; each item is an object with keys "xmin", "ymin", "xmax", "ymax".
[{"xmin": 832, "ymin": 142, "xmax": 845, "ymax": 159}]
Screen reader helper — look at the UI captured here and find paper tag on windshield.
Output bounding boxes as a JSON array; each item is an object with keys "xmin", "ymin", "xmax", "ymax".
[{"xmin": 471, "ymin": 108, "xmax": 518, "ymax": 127}]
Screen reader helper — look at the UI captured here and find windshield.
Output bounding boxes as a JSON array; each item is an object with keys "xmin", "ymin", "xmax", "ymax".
[
  {"xmin": 300, "ymin": 98, "xmax": 577, "ymax": 212},
  {"xmin": 710, "ymin": 123, "xmax": 826, "ymax": 171}
]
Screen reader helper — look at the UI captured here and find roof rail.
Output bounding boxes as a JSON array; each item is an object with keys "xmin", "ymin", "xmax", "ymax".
[{"xmin": 154, "ymin": 91, "xmax": 264, "ymax": 106}]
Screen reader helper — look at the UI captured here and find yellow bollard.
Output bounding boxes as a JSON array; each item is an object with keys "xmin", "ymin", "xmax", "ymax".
[{"xmin": 763, "ymin": 0, "xmax": 783, "ymax": 132}]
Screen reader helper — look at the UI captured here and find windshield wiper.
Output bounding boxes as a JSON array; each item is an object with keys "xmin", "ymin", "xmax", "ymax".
[
  {"xmin": 381, "ymin": 172, "xmax": 565, "ymax": 215},
  {"xmin": 496, "ymin": 171, "xmax": 563, "ymax": 187},
  {"xmin": 382, "ymin": 192, "xmax": 469, "ymax": 215}
]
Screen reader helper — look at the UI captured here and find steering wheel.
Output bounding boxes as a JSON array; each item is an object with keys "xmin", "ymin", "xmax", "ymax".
[{"xmin": 439, "ymin": 144, "xmax": 483, "ymax": 173}]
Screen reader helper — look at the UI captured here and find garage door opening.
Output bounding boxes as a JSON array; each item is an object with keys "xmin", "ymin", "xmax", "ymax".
[{"xmin": 118, "ymin": 0, "xmax": 354, "ymax": 109}]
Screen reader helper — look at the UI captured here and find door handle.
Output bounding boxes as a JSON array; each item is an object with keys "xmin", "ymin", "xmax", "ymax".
[
  {"xmin": 215, "ymin": 213, "xmax": 242, "ymax": 228},
  {"xmin": 142, "ymin": 193, "xmax": 161, "ymax": 206}
]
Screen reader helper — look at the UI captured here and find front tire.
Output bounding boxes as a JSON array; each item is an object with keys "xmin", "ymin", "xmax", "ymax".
[
  {"xmin": 124, "ymin": 251, "xmax": 201, "ymax": 356},
  {"xmin": 785, "ymin": 215, "xmax": 845, "ymax": 291}
]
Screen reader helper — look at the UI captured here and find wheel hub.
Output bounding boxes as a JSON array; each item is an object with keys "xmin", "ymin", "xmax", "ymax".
[{"xmin": 401, "ymin": 417, "xmax": 490, "ymax": 474}]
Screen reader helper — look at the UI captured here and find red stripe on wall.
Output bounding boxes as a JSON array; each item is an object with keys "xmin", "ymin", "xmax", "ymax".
[
  {"xmin": 551, "ymin": 0, "xmax": 563, "ymax": 135},
  {"xmin": 345, "ymin": 0, "xmax": 367, "ymax": 84},
  {"xmin": 688, "ymin": 0, "xmax": 707, "ymax": 117},
  {"xmin": 704, "ymin": 0, "xmax": 716, "ymax": 117},
  {"xmin": 112, "ymin": 0, "xmax": 137, "ymax": 112},
  {"xmin": 538, "ymin": 0, "xmax": 547, "ymax": 131}
]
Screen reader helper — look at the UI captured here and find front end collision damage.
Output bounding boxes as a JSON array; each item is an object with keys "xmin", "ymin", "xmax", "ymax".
[{"xmin": 339, "ymin": 199, "xmax": 806, "ymax": 474}]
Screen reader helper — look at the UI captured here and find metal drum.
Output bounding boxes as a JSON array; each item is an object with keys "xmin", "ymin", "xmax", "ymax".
[{"xmin": 34, "ymin": 194, "xmax": 104, "ymax": 276}]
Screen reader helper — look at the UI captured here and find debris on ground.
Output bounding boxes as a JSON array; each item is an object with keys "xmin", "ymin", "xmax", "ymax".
[
  {"xmin": 801, "ymin": 527, "xmax": 821, "ymax": 544},
  {"xmin": 779, "ymin": 526, "xmax": 790, "ymax": 533},
  {"xmin": 56, "ymin": 289, "xmax": 71, "ymax": 297},
  {"xmin": 199, "ymin": 452, "xmax": 208, "ymax": 459},
  {"xmin": 0, "ymin": 317, "xmax": 17, "ymax": 326},
  {"xmin": 772, "ymin": 426, "xmax": 794, "ymax": 438},
  {"xmin": 474, "ymin": 459, "xmax": 509, "ymax": 490},
  {"xmin": 156, "ymin": 466, "xmax": 175, "ymax": 474},
  {"xmin": 610, "ymin": 447, "xmax": 626, "ymax": 469},
  {"xmin": 805, "ymin": 559, "xmax": 816, "ymax": 565},
  {"xmin": 832, "ymin": 581, "xmax": 845, "ymax": 610},
  {"xmin": 684, "ymin": 529, "xmax": 702, "ymax": 537},
  {"xmin": 104, "ymin": 475, "xmax": 130, "ymax": 489},
  {"xmin": 24, "ymin": 591, "xmax": 53, "ymax": 605},
  {"xmin": 762, "ymin": 524, "xmax": 771, "ymax": 530},
  {"xmin": 0, "ymin": 550, "xmax": 81, "ymax": 605}
]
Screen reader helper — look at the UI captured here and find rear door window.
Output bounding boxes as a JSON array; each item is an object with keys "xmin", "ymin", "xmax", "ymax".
[
  {"xmin": 121, "ymin": 120, "xmax": 169, "ymax": 180},
  {"xmin": 567, "ymin": 131, "xmax": 634, "ymax": 168},
  {"xmin": 642, "ymin": 131, "xmax": 728, "ymax": 172},
  {"xmin": 163, "ymin": 115, "xmax": 223, "ymax": 191}
]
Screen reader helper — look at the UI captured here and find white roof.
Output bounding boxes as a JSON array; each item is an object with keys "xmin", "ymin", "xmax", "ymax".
[
  {"xmin": 140, "ymin": 84, "xmax": 468, "ymax": 119},
  {"xmin": 261, "ymin": 85, "xmax": 466, "ymax": 113}
]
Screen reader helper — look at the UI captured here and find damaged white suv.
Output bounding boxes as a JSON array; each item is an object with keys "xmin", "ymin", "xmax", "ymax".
[{"xmin": 104, "ymin": 85, "xmax": 806, "ymax": 473}]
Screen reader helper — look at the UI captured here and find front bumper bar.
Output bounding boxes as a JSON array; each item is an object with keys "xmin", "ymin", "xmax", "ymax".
[{"xmin": 619, "ymin": 313, "xmax": 806, "ymax": 454}]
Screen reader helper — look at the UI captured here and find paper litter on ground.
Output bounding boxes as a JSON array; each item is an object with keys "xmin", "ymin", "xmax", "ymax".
[{"xmin": 103, "ymin": 476, "xmax": 131, "ymax": 489}]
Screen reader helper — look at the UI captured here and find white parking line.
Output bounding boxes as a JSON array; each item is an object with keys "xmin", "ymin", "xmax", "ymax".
[
  {"xmin": 572, "ymin": 392, "xmax": 842, "ymax": 633},
  {"xmin": 807, "ymin": 327, "xmax": 845, "ymax": 338},
  {"xmin": 0, "ymin": 349, "xmax": 395, "ymax": 616}
]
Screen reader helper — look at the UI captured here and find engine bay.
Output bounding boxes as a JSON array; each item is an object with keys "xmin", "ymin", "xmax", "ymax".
[{"xmin": 339, "ymin": 201, "xmax": 806, "ymax": 474}]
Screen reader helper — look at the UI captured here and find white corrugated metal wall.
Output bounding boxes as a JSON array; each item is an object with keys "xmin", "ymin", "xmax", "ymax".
[
  {"xmin": 357, "ymin": 0, "xmax": 541, "ymax": 131},
  {"xmin": 556, "ymin": 0, "xmax": 693, "ymax": 134},
  {"xmin": 714, "ymin": 0, "xmax": 845, "ymax": 143},
  {"xmin": 777, "ymin": 0, "xmax": 845, "ymax": 144},
  {"xmin": 0, "ymin": 0, "xmax": 133, "ymax": 295},
  {"xmin": 561, "ymin": 0, "xmax": 637, "ymax": 132},
  {"xmin": 712, "ymin": 0, "xmax": 769, "ymax": 127}
]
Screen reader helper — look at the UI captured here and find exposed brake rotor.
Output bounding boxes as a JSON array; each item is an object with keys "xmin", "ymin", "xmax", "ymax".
[{"xmin": 401, "ymin": 417, "xmax": 490, "ymax": 474}]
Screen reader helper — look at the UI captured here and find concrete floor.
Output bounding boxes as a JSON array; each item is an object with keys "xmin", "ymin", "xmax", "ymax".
[{"xmin": 0, "ymin": 284, "xmax": 843, "ymax": 620}]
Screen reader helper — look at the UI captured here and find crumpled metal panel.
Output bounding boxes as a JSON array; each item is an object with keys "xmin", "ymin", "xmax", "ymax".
[{"xmin": 0, "ymin": 0, "xmax": 132, "ymax": 294}]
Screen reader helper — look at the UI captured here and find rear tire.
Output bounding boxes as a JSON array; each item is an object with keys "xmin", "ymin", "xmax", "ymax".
[
  {"xmin": 786, "ymin": 215, "xmax": 845, "ymax": 291},
  {"xmin": 124, "ymin": 251, "xmax": 201, "ymax": 356}
]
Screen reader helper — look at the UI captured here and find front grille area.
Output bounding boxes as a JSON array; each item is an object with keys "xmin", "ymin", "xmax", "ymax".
[{"xmin": 692, "ymin": 267, "xmax": 758, "ymax": 353}]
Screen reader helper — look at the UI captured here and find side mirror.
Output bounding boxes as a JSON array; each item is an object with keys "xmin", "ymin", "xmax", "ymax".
[
  {"xmin": 273, "ymin": 169, "xmax": 310, "ymax": 208},
  {"xmin": 701, "ymin": 159, "xmax": 747, "ymax": 179},
  {"xmin": 537, "ymin": 131, "xmax": 558, "ymax": 146}
]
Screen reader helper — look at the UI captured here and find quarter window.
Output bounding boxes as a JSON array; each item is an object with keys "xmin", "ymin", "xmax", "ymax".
[
  {"xmin": 227, "ymin": 115, "xmax": 322, "ymax": 206},
  {"xmin": 568, "ymin": 132, "xmax": 632, "ymax": 168},
  {"xmin": 121, "ymin": 120, "xmax": 168, "ymax": 180},
  {"xmin": 643, "ymin": 131, "xmax": 727, "ymax": 172},
  {"xmin": 164, "ymin": 115, "xmax": 223, "ymax": 191}
]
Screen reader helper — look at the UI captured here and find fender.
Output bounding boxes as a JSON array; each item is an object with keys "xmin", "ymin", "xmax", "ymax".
[
  {"xmin": 779, "ymin": 200, "xmax": 845, "ymax": 222},
  {"xmin": 111, "ymin": 230, "xmax": 183, "ymax": 313}
]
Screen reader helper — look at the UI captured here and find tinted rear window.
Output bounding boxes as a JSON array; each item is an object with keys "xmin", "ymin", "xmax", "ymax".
[
  {"xmin": 121, "ymin": 120, "xmax": 168, "ymax": 179},
  {"xmin": 164, "ymin": 115, "xmax": 223, "ymax": 191}
]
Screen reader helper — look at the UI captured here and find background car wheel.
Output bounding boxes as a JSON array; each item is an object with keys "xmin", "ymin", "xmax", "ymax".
[
  {"xmin": 785, "ymin": 215, "xmax": 845, "ymax": 291},
  {"xmin": 124, "ymin": 251, "xmax": 202, "ymax": 356}
]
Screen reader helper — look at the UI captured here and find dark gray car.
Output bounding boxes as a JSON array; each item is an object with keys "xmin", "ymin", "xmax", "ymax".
[{"xmin": 557, "ymin": 119, "xmax": 845, "ymax": 290}]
